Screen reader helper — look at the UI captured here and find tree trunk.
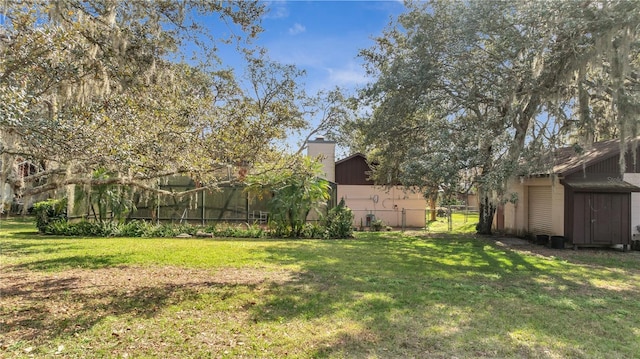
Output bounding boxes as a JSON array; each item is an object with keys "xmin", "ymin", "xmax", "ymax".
[
  {"xmin": 476, "ymin": 194, "xmax": 495, "ymax": 235},
  {"xmin": 429, "ymin": 197, "xmax": 437, "ymax": 222}
]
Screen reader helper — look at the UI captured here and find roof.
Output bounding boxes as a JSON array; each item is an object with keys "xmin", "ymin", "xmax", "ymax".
[
  {"xmin": 562, "ymin": 178, "xmax": 640, "ymax": 192},
  {"xmin": 553, "ymin": 136, "xmax": 640, "ymax": 176},
  {"xmin": 335, "ymin": 152, "xmax": 367, "ymax": 166},
  {"xmin": 334, "ymin": 153, "xmax": 373, "ymax": 185}
]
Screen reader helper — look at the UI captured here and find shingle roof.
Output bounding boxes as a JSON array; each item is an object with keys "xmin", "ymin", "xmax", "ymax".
[
  {"xmin": 335, "ymin": 152, "xmax": 367, "ymax": 166},
  {"xmin": 553, "ymin": 136, "xmax": 640, "ymax": 176}
]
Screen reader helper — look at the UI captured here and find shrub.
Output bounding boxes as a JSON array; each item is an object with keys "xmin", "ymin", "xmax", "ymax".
[
  {"xmin": 44, "ymin": 220, "xmax": 70, "ymax": 235},
  {"xmin": 323, "ymin": 198, "xmax": 354, "ymax": 239},
  {"xmin": 33, "ymin": 199, "xmax": 68, "ymax": 233},
  {"xmin": 370, "ymin": 219, "xmax": 385, "ymax": 232},
  {"xmin": 267, "ymin": 220, "xmax": 290, "ymax": 238},
  {"xmin": 99, "ymin": 221, "xmax": 121, "ymax": 236},
  {"xmin": 35, "ymin": 218, "xmax": 270, "ymax": 239},
  {"xmin": 42, "ymin": 221, "xmax": 110, "ymax": 237},
  {"xmin": 245, "ymin": 157, "xmax": 331, "ymax": 238},
  {"xmin": 436, "ymin": 208, "xmax": 449, "ymax": 217},
  {"xmin": 145, "ymin": 223, "xmax": 178, "ymax": 238},
  {"xmin": 214, "ymin": 223, "xmax": 265, "ymax": 238},
  {"xmin": 72, "ymin": 221, "xmax": 102, "ymax": 236},
  {"xmin": 119, "ymin": 220, "xmax": 152, "ymax": 237},
  {"xmin": 244, "ymin": 224, "xmax": 265, "ymax": 238},
  {"xmin": 301, "ymin": 223, "xmax": 325, "ymax": 239}
]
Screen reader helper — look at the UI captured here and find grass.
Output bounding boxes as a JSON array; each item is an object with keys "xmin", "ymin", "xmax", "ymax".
[
  {"xmin": 426, "ymin": 211, "xmax": 479, "ymax": 233},
  {"xmin": 1, "ymin": 217, "xmax": 640, "ymax": 358}
]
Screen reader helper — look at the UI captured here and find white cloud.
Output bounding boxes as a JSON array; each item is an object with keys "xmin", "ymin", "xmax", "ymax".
[
  {"xmin": 264, "ymin": 1, "xmax": 289, "ymax": 19},
  {"xmin": 326, "ymin": 63, "xmax": 370, "ymax": 87},
  {"xmin": 288, "ymin": 23, "xmax": 306, "ymax": 35}
]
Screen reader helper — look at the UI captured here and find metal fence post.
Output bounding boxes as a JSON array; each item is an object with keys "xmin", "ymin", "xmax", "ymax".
[
  {"xmin": 202, "ymin": 190, "xmax": 206, "ymax": 226},
  {"xmin": 401, "ymin": 208, "xmax": 406, "ymax": 232}
]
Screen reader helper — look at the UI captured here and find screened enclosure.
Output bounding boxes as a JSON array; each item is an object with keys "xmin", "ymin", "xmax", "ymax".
[{"xmin": 129, "ymin": 177, "xmax": 271, "ymax": 225}]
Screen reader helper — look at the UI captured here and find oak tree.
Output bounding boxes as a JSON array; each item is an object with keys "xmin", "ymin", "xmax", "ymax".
[
  {"xmin": 357, "ymin": 0, "xmax": 639, "ymax": 234},
  {"xmin": 0, "ymin": 1, "xmax": 312, "ymax": 213}
]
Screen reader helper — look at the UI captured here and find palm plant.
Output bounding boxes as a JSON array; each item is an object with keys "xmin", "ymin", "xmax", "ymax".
[{"xmin": 246, "ymin": 156, "xmax": 330, "ymax": 237}]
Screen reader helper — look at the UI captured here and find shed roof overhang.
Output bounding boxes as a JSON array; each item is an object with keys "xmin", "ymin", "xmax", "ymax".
[{"xmin": 561, "ymin": 179, "xmax": 640, "ymax": 193}]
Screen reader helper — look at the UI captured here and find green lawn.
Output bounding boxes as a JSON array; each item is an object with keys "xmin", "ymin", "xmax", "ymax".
[
  {"xmin": 426, "ymin": 212, "xmax": 479, "ymax": 233},
  {"xmin": 1, "ymin": 218, "xmax": 639, "ymax": 358}
]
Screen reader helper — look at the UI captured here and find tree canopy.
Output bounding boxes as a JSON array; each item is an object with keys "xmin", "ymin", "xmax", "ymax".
[
  {"xmin": 356, "ymin": 0, "xmax": 640, "ymax": 234},
  {"xmin": 0, "ymin": 0, "xmax": 329, "ymax": 212}
]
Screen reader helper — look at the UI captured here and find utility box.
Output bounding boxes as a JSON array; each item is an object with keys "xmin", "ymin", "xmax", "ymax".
[{"xmin": 365, "ymin": 214, "xmax": 376, "ymax": 227}]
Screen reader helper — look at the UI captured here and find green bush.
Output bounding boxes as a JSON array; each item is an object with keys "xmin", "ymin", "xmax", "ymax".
[
  {"xmin": 301, "ymin": 223, "xmax": 325, "ymax": 239},
  {"xmin": 33, "ymin": 199, "xmax": 68, "ymax": 233},
  {"xmin": 119, "ymin": 220, "xmax": 152, "ymax": 237},
  {"xmin": 243, "ymin": 224, "xmax": 265, "ymax": 238},
  {"xmin": 214, "ymin": 223, "xmax": 265, "ymax": 238},
  {"xmin": 44, "ymin": 220, "xmax": 71, "ymax": 235},
  {"xmin": 99, "ymin": 221, "xmax": 121, "ymax": 236},
  {"xmin": 267, "ymin": 220, "xmax": 290, "ymax": 238},
  {"xmin": 370, "ymin": 219, "xmax": 385, "ymax": 232},
  {"xmin": 323, "ymin": 198, "xmax": 354, "ymax": 239},
  {"xmin": 42, "ymin": 221, "xmax": 111, "ymax": 237},
  {"xmin": 71, "ymin": 221, "xmax": 102, "ymax": 236},
  {"xmin": 36, "ymin": 218, "xmax": 278, "ymax": 239},
  {"xmin": 142, "ymin": 223, "xmax": 178, "ymax": 238}
]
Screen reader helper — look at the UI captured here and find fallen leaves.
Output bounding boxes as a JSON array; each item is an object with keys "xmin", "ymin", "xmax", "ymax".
[{"xmin": 0, "ymin": 265, "xmax": 296, "ymax": 356}]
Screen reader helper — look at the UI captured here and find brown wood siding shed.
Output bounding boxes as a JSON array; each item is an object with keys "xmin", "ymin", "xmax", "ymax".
[
  {"xmin": 335, "ymin": 154, "xmax": 374, "ymax": 185},
  {"xmin": 561, "ymin": 142, "xmax": 640, "ymax": 247},
  {"xmin": 569, "ymin": 192, "xmax": 631, "ymax": 246}
]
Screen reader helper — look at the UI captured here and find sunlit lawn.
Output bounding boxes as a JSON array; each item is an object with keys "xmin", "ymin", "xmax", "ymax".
[
  {"xmin": 426, "ymin": 211, "xmax": 479, "ymax": 233},
  {"xmin": 1, "ymin": 217, "xmax": 639, "ymax": 358}
]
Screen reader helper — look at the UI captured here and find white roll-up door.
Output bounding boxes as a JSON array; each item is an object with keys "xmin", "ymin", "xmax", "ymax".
[{"xmin": 528, "ymin": 186, "xmax": 553, "ymax": 235}]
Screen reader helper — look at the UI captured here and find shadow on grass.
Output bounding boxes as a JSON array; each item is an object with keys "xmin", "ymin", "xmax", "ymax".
[
  {"xmin": 0, "ymin": 217, "xmax": 39, "ymax": 236},
  {"xmin": 251, "ymin": 234, "xmax": 640, "ymax": 358},
  {"xmin": 1, "ymin": 220, "xmax": 638, "ymax": 357},
  {"xmin": 0, "ymin": 241, "xmax": 82, "ymax": 259},
  {"xmin": 10, "ymin": 255, "xmax": 125, "ymax": 271},
  {"xmin": 0, "ymin": 270, "xmax": 258, "ymax": 345}
]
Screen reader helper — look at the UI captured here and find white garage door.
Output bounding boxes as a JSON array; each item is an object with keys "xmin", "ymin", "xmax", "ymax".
[{"xmin": 528, "ymin": 186, "xmax": 553, "ymax": 235}]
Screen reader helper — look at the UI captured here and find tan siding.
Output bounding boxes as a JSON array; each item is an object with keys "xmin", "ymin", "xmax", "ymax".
[
  {"xmin": 337, "ymin": 185, "xmax": 426, "ymax": 227},
  {"xmin": 551, "ymin": 182, "xmax": 565, "ymax": 235}
]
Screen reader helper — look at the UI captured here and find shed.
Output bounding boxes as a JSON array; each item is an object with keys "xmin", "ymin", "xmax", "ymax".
[
  {"xmin": 501, "ymin": 138, "xmax": 640, "ymax": 249},
  {"xmin": 558, "ymin": 140, "xmax": 640, "ymax": 248}
]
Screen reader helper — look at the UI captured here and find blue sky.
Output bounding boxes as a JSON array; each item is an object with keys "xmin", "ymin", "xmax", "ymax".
[
  {"xmin": 257, "ymin": 1, "xmax": 406, "ymax": 95},
  {"xmin": 192, "ymin": 1, "xmax": 411, "ymax": 152},
  {"xmin": 233, "ymin": 0, "xmax": 408, "ymax": 151}
]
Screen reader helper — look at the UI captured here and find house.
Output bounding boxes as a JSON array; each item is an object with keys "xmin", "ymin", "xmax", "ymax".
[
  {"xmin": 0, "ymin": 158, "xmax": 46, "ymax": 213},
  {"xmin": 498, "ymin": 138, "xmax": 640, "ymax": 249},
  {"xmin": 307, "ymin": 137, "xmax": 428, "ymax": 228}
]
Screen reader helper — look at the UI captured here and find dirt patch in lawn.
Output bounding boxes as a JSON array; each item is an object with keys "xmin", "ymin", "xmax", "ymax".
[
  {"xmin": 0, "ymin": 265, "xmax": 295, "ymax": 349},
  {"xmin": 490, "ymin": 235, "xmax": 640, "ymax": 260},
  {"xmin": 0, "ymin": 265, "xmax": 295, "ymax": 295}
]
